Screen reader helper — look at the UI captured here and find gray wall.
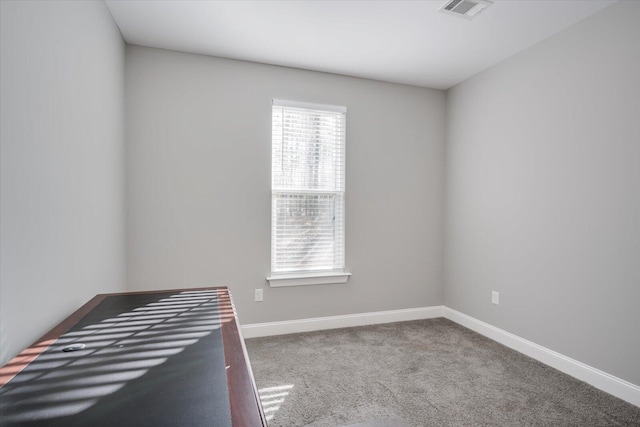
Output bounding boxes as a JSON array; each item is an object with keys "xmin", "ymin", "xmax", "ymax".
[
  {"xmin": 3, "ymin": 0, "xmax": 633, "ymax": 389},
  {"xmin": 125, "ymin": 46, "xmax": 446, "ymax": 324},
  {"xmin": 0, "ymin": 1, "xmax": 126, "ymax": 365},
  {"xmin": 445, "ymin": 1, "xmax": 640, "ymax": 385}
]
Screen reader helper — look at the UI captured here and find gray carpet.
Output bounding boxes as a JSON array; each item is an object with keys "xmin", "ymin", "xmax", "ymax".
[{"xmin": 245, "ymin": 318, "xmax": 640, "ymax": 426}]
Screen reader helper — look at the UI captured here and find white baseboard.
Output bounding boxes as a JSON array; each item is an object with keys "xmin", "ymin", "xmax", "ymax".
[
  {"xmin": 241, "ymin": 305, "xmax": 639, "ymax": 407},
  {"xmin": 241, "ymin": 305, "xmax": 444, "ymax": 339},
  {"xmin": 442, "ymin": 307, "xmax": 640, "ymax": 407}
]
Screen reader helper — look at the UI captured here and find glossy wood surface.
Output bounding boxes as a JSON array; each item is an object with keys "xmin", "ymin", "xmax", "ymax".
[
  {"xmin": 0, "ymin": 294, "xmax": 107, "ymax": 387},
  {"xmin": 0, "ymin": 286, "xmax": 266, "ymax": 426},
  {"xmin": 218, "ymin": 289, "xmax": 268, "ymax": 427}
]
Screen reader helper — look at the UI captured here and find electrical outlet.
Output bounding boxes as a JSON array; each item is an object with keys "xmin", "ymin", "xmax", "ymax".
[
  {"xmin": 491, "ymin": 291, "xmax": 499, "ymax": 305},
  {"xmin": 254, "ymin": 289, "xmax": 263, "ymax": 302}
]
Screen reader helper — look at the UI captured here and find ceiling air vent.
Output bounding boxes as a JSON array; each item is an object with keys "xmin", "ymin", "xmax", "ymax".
[{"xmin": 439, "ymin": 0, "xmax": 493, "ymax": 20}]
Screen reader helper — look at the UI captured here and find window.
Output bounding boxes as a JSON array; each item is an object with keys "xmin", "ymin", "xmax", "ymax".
[{"xmin": 267, "ymin": 99, "xmax": 350, "ymax": 287}]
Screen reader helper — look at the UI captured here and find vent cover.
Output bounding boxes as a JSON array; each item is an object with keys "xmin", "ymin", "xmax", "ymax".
[{"xmin": 439, "ymin": 0, "xmax": 493, "ymax": 19}]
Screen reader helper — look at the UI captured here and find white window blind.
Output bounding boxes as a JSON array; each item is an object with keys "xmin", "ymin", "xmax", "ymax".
[{"xmin": 271, "ymin": 99, "xmax": 346, "ymax": 276}]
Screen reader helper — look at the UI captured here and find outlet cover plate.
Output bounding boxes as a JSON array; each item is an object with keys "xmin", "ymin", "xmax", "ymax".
[{"xmin": 491, "ymin": 291, "xmax": 499, "ymax": 305}]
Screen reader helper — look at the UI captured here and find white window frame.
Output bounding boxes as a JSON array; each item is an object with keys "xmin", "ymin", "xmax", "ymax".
[{"xmin": 267, "ymin": 99, "xmax": 350, "ymax": 287}]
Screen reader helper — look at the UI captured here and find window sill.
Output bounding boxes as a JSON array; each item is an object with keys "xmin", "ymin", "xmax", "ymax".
[{"xmin": 266, "ymin": 272, "xmax": 351, "ymax": 288}]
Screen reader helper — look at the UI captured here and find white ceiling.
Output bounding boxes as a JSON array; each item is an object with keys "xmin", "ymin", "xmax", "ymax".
[{"xmin": 105, "ymin": 0, "xmax": 616, "ymax": 90}]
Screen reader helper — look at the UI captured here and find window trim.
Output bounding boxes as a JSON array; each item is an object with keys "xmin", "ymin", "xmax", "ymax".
[
  {"xmin": 272, "ymin": 99, "xmax": 346, "ymax": 114},
  {"xmin": 268, "ymin": 99, "xmax": 349, "ymax": 287},
  {"xmin": 267, "ymin": 272, "xmax": 351, "ymax": 288}
]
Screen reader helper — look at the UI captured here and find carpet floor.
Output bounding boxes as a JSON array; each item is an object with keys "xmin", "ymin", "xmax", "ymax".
[{"xmin": 245, "ymin": 318, "xmax": 640, "ymax": 426}]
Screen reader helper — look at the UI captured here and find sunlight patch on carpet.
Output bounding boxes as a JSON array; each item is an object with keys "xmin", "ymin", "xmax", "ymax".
[{"xmin": 258, "ymin": 384, "xmax": 294, "ymax": 422}]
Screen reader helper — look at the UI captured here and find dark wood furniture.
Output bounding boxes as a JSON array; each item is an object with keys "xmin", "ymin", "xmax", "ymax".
[{"xmin": 0, "ymin": 287, "xmax": 266, "ymax": 427}]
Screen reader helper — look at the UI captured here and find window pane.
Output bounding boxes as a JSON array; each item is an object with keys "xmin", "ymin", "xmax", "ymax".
[
  {"xmin": 272, "ymin": 107, "xmax": 345, "ymax": 192},
  {"xmin": 272, "ymin": 193, "xmax": 344, "ymax": 273},
  {"xmin": 271, "ymin": 101, "xmax": 346, "ymax": 276}
]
